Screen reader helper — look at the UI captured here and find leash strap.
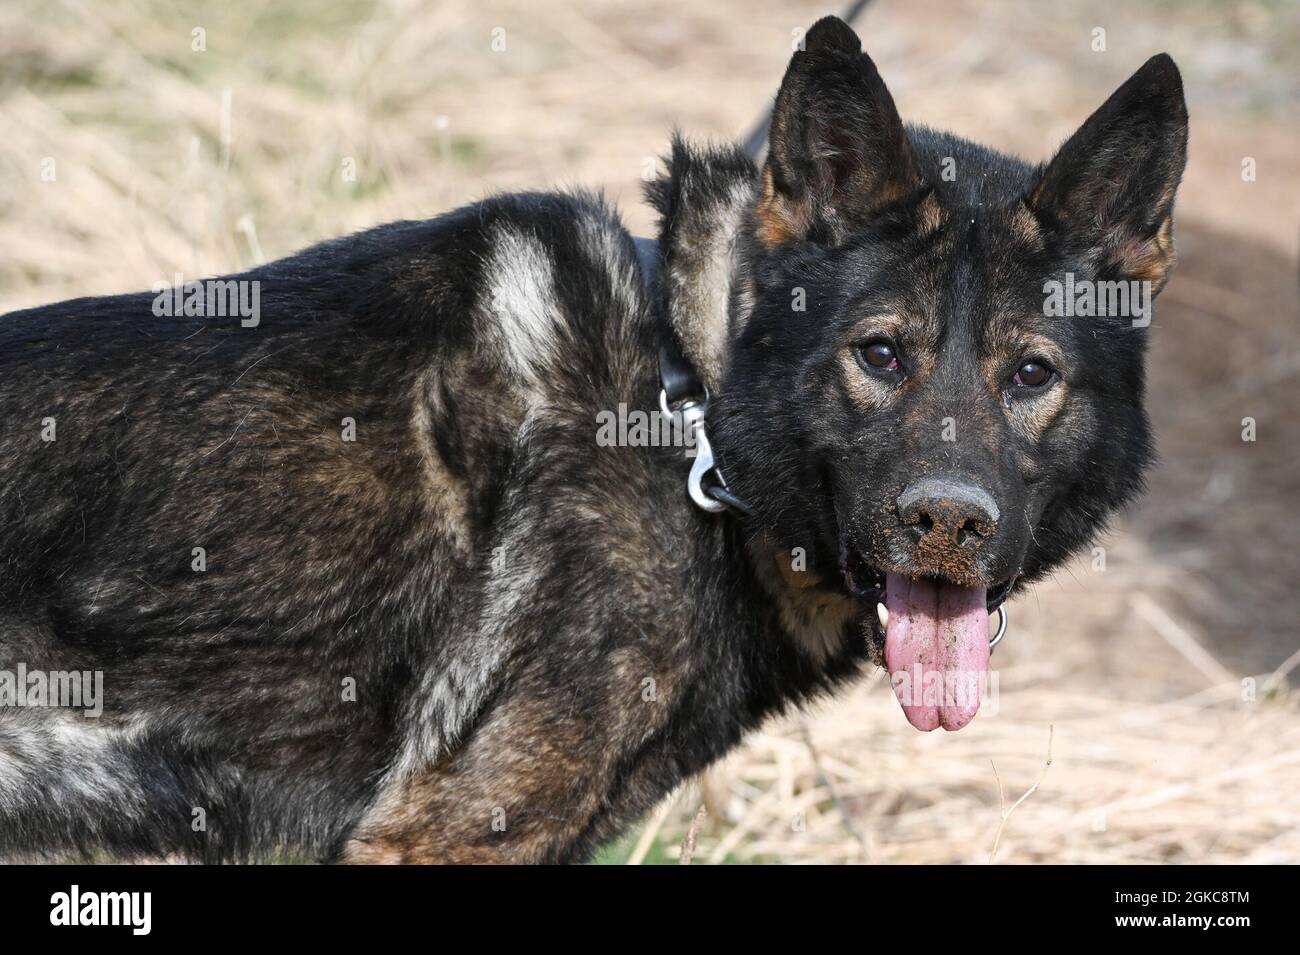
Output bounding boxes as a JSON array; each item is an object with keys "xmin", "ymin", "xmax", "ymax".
[
  {"xmin": 635, "ymin": 236, "xmax": 752, "ymax": 517},
  {"xmin": 634, "ymin": 237, "xmax": 705, "ymax": 408}
]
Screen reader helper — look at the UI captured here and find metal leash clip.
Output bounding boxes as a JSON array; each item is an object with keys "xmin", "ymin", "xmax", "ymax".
[{"xmin": 660, "ymin": 387, "xmax": 729, "ymax": 514}]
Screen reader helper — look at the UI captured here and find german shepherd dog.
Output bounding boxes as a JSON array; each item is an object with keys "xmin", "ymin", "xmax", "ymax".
[{"xmin": 0, "ymin": 16, "xmax": 1186, "ymax": 862}]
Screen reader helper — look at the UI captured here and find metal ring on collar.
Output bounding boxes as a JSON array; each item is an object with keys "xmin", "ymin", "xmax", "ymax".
[
  {"xmin": 659, "ymin": 386, "xmax": 708, "ymax": 419},
  {"xmin": 989, "ymin": 604, "xmax": 1009, "ymax": 653}
]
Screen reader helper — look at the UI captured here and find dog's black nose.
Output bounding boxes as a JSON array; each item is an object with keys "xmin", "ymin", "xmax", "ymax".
[{"xmin": 898, "ymin": 476, "xmax": 1000, "ymax": 547}]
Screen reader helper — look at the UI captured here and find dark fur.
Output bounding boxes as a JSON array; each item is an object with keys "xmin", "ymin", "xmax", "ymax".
[{"xmin": 0, "ymin": 17, "xmax": 1186, "ymax": 862}]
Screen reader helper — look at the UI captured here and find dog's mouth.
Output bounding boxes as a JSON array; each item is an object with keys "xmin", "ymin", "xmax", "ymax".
[{"xmin": 840, "ymin": 535, "xmax": 1012, "ymax": 733}]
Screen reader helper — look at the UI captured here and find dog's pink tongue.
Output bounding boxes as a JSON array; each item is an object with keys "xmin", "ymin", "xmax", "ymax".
[{"xmin": 883, "ymin": 573, "xmax": 989, "ymax": 732}]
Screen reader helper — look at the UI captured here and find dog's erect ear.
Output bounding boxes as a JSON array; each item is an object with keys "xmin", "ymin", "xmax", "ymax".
[
  {"xmin": 1029, "ymin": 54, "xmax": 1188, "ymax": 292},
  {"xmin": 755, "ymin": 16, "xmax": 922, "ymax": 248}
]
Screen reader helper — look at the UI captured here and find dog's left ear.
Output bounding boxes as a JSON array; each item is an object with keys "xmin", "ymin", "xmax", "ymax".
[
  {"xmin": 1029, "ymin": 54, "xmax": 1189, "ymax": 292},
  {"xmin": 756, "ymin": 16, "xmax": 922, "ymax": 248}
]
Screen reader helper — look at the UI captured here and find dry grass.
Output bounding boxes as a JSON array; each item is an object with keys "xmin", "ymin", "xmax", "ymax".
[
  {"xmin": 650, "ymin": 650, "xmax": 1300, "ymax": 865},
  {"xmin": 2, "ymin": 0, "xmax": 1297, "ymax": 864}
]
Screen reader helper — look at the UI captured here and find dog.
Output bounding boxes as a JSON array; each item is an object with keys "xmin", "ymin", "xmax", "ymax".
[{"xmin": 0, "ymin": 16, "xmax": 1186, "ymax": 863}]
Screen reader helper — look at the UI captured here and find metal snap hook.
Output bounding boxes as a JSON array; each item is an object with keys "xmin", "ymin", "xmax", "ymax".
[{"xmin": 659, "ymin": 388, "xmax": 728, "ymax": 514}]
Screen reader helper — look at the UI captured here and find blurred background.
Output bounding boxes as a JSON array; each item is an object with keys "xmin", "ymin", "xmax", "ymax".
[{"xmin": 1, "ymin": 0, "xmax": 1297, "ymax": 863}]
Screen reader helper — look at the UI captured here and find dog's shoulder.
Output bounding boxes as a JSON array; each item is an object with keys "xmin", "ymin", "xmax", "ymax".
[
  {"xmin": 283, "ymin": 189, "xmax": 652, "ymax": 406},
  {"xmin": 448, "ymin": 190, "xmax": 649, "ymax": 399}
]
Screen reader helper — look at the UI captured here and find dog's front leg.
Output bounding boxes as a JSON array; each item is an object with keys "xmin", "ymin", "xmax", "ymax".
[{"xmin": 342, "ymin": 658, "xmax": 673, "ymax": 863}]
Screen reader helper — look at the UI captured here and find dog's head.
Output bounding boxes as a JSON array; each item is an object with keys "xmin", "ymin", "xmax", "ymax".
[{"xmin": 712, "ymin": 17, "xmax": 1187, "ymax": 728}]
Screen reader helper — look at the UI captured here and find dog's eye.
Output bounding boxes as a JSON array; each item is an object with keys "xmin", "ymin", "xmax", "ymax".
[
  {"xmin": 1011, "ymin": 360, "xmax": 1054, "ymax": 389},
  {"xmin": 857, "ymin": 340, "xmax": 900, "ymax": 373}
]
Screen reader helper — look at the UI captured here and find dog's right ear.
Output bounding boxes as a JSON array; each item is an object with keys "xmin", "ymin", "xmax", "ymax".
[{"xmin": 756, "ymin": 16, "xmax": 922, "ymax": 248}]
